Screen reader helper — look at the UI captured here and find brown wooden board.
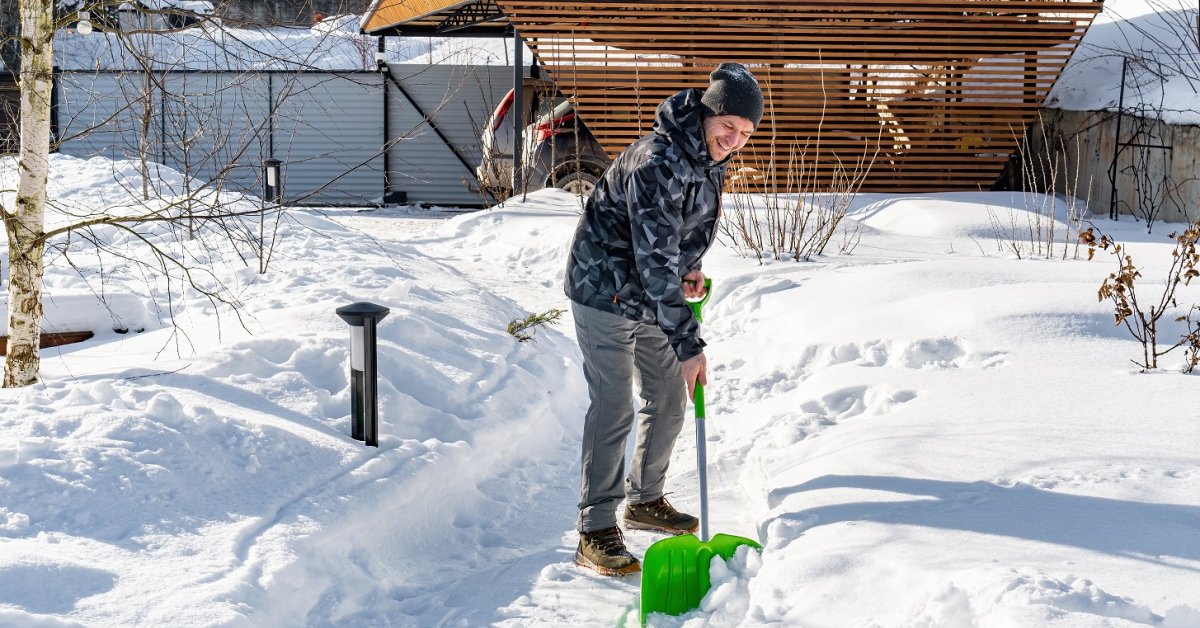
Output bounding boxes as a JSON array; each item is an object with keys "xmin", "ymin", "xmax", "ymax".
[
  {"xmin": 0, "ymin": 331, "xmax": 95, "ymax": 355},
  {"xmin": 494, "ymin": 0, "xmax": 1101, "ymax": 192}
]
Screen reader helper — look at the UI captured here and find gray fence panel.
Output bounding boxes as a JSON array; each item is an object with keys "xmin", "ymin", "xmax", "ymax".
[
  {"xmin": 271, "ymin": 72, "xmax": 384, "ymax": 205},
  {"xmin": 1, "ymin": 72, "xmax": 18, "ymax": 155},
  {"xmin": 55, "ymin": 65, "xmax": 523, "ymax": 206},
  {"xmin": 57, "ymin": 72, "xmax": 154, "ymax": 165},
  {"xmin": 386, "ymin": 64, "xmax": 525, "ymax": 206},
  {"xmin": 160, "ymin": 72, "xmax": 269, "ymax": 195}
]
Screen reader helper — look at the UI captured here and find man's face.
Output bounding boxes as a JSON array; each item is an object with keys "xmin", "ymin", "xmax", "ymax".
[{"xmin": 703, "ymin": 114, "xmax": 755, "ymax": 161}]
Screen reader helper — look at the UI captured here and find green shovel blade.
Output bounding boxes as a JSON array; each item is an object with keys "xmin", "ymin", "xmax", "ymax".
[{"xmin": 639, "ymin": 533, "xmax": 762, "ymax": 625}]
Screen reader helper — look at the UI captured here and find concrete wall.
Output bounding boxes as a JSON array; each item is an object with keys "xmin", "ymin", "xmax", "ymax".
[{"xmin": 1029, "ymin": 108, "xmax": 1199, "ymax": 225}]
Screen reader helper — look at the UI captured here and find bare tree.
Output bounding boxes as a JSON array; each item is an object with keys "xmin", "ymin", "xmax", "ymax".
[
  {"xmin": 4, "ymin": 0, "xmax": 56, "ymax": 387},
  {"xmin": 2, "ymin": 1, "xmax": 438, "ymax": 387}
]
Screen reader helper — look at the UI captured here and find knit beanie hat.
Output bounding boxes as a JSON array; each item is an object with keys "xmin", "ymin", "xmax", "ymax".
[{"xmin": 700, "ymin": 62, "xmax": 764, "ymax": 129}]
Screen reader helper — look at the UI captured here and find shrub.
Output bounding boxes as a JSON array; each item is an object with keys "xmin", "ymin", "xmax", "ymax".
[
  {"xmin": 1084, "ymin": 220, "xmax": 1200, "ymax": 371},
  {"xmin": 507, "ymin": 308, "xmax": 565, "ymax": 343}
]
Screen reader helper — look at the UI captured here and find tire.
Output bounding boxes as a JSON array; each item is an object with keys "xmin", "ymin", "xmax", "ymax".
[{"xmin": 554, "ymin": 170, "xmax": 599, "ymax": 196}]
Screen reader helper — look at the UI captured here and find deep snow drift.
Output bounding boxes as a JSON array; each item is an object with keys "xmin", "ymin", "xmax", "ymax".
[{"xmin": 3, "ymin": 155, "xmax": 1199, "ymax": 626}]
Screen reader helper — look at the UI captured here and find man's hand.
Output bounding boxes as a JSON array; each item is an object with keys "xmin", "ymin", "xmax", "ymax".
[
  {"xmin": 682, "ymin": 270, "xmax": 707, "ymax": 300},
  {"xmin": 680, "ymin": 352, "xmax": 707, "ymax": 402}
]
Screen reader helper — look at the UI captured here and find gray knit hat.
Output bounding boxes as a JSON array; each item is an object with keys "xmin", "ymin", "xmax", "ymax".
[{"xmin": 700, "ymin": 62, "xmax": 763, "ymax": 129}]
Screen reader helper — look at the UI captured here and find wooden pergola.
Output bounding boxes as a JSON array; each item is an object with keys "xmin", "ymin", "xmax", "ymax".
[{"xmin": 363, "ymin": 1, "xmax": 1104, "ymax": 193}]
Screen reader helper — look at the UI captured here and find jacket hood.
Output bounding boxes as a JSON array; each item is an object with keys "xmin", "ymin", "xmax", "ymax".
[{"xmin": 652, "ymin": 88, "xmax": 729, "ymax": 169}]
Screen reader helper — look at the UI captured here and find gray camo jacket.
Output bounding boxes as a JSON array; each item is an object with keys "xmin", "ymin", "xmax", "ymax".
[{"xmin": 564, "ymin": 88, "xmax": 727, "ymax": 361}]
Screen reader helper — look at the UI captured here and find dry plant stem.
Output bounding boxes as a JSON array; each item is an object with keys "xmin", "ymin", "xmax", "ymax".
[
  {"xmin": 990, "ymin": 113, "xmax": 1092, "ymax": 261},
  {"xmin": 719, "ymin": 64, "xmax": 877, "ymax": 264},
  {"xmin": 1090, "ymin": 220, "xmax": 1200, "ymax": 371},
  {"xmin": 1180, "ymin": 305, "xmax": 1200, "ymax": 373}
]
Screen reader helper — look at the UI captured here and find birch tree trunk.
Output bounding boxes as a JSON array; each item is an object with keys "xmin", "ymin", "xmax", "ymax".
[{"xmin": 3, "ymin": 0, "xmax": 53, "ymax": 387}]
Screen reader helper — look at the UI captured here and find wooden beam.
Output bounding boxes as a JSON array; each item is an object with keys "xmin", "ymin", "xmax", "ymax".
[
  {"xmin": 497, "ymin": 0, "xmax": 1101, "ymax": 192},
  {"xmin": 0, "ymin": 331, "xmax": 95, "ymax": 355}
]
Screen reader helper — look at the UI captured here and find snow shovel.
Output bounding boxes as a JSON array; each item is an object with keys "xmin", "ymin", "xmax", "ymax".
[{"xmin": 639, "ymin": 279, "xmax": 762, "ymax": 626}]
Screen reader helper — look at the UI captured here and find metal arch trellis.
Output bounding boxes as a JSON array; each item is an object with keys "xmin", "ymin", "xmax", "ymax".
[{"xmin": 1107, "ymin": 56, "xmax": 1175, "ymax": 224}]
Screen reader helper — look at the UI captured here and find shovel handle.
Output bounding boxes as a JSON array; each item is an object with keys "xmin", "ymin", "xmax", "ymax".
[
  {"xmin": 688, "ymin": 277, "xmax": 712, "ymax": 419},
  {"xmin": 687, "ymin": 278, "xmax": 713, "ymax": 543},
  {"xmin": 695, "ymin": 382, "xmax": 709, "ymax": 542},
  {"xmin": 685, "ymin": 278, "xmax": 713, "ymax": 323}
]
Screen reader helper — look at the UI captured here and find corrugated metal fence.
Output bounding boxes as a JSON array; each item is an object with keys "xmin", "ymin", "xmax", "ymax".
[
  {"xmin": 0, "ymin": 71, "xmax": 18, "ymax": 155},
  {"xmin": 53, "ymin": 64, "xmax": 520, "ymax": 206}
]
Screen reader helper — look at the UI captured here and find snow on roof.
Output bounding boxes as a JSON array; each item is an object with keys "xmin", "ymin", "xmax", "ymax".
[{"xmin": 1048, "ymin": 0, "xmax": 1198, "ymax": 123}]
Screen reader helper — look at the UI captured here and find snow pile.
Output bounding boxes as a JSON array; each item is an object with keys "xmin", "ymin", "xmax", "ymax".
[
  {"xmin": 640, "ymin": 545, "xmax": 763, "ymax": 628},
  {"xmin": 1, "ymin": 154, "xmax": 263, "ymax": 338},
  {"xmin": 847, "ymin": 191, "xmax": 1084, "ymax": 240},
  {"xmin": 1048, "ymin": 0, "xmax": 1199, "ymax": 123},
  {"xmin": 54, "ymin": 19, "xmax": 521, "ymax": 71},
  {"xmin": 55, "ymin": 22, "xmax": 379, "ymax": 71},
  {"xmin": 2, "ymin": 167, "xmax": 1199, "ymax": 625}
]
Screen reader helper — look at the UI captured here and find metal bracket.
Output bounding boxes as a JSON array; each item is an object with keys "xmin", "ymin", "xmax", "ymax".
[{"xmin": 438, "ymin": 0, "xmax": 505, "ymax": 33}]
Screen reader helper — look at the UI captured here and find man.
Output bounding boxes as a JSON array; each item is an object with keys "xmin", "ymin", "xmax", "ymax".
[{"xmin": 563, "ymin": 63, "xmax": 763, "ymax": 576}]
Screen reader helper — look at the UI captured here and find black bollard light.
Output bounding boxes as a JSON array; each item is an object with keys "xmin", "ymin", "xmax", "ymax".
[
  {"xmin": 263, "ymin": 158, "xmax": 282, "ymax": 203},
  {"xmin": 335, "ymin": 302, "xmax": 390, "ymax": 447}
]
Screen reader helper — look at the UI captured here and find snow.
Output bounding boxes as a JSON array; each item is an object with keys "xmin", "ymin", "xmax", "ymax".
[
  {"xmin": 1048, "ymin": 0, "xmax": 1200, "ymax": 123},
  {"xmin": 54, "ymin": 17, "xmax": 522, "ymax": 71},
  {"xmin": 3, "ymin": 153, "xmax": 1200, "ymax": 626}
]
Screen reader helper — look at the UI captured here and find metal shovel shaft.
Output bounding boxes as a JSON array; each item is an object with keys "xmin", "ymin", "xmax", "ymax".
[
  {"xmin": 695, "ymin": 381, "xmax": 708, "ymax": 542},
  {"xmin": 640, "ymin": 279, "xmax": 762, "ymax": 626}
]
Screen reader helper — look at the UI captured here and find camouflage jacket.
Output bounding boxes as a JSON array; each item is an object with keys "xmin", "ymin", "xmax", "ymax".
[{"xmin": 564, "ymin": 88, "xmax": 727, "ymax": 361}]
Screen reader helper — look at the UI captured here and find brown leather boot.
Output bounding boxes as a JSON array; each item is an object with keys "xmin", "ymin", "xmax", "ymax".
[
  {"xmin": 575, "ymin": 526, "xmax": 641, "ymax": 576},
  {"xmin": 623, "ymin": 496, "xmax": 699, "ymax": 535}
]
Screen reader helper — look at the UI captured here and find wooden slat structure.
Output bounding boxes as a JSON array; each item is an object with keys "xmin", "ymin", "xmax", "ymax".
[
  {"xmin": 365, "ymin": 0, "xmax": 1103, "ymax": 192},
  {"xmin": 363, "ymin": 0, "xmax": 510, "ymax": 36}
]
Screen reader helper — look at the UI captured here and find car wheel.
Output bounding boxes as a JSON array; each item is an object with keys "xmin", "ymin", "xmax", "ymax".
[{"xmin": 555, "ymin": 170, "xmax": 599, "ymax": 196}]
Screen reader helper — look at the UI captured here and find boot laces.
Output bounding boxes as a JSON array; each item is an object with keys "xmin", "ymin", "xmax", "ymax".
[
  {"xmin": 643, "ymin": 495, "xmax": 679, "ymax": 519},
  {"xmin": 588, "ymin": 527, "xmax": 627, "ymax": 554}
]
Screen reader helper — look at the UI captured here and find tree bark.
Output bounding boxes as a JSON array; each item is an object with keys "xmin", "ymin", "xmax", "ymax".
[{"xmin": 4, "ymin": 0, "xmax": 53, "ymax": 387}]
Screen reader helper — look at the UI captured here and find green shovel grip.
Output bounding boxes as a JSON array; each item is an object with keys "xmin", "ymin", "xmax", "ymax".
[
  {"xmin": 685, "ymin": 277, "xmax": 712, "ymax": 419},
  {"xmin": 685, "ymin": 277, "xmax": 713, "ymax": 323}
]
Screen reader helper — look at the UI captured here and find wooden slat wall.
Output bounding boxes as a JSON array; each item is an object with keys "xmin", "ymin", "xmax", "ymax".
[
  {"xmin": 496, "ymin": 0, "xmax": 1103, "ymax": 192},
  {"xmin": 365, "ymin": 0, "xmax": 476, "ymax": 34}
]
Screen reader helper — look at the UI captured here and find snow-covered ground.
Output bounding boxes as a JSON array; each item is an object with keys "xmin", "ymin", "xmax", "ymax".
[{"xmin": 2, "ymin": 155, "xmax": 1199, "ymax": 626}]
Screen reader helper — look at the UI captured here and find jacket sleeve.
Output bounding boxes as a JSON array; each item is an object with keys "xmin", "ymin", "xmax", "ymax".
[{"xmin": 625, "ymin": 160, "xmax": 705, "ymax": 361}]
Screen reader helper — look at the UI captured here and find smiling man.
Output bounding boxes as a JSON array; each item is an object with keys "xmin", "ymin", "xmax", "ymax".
[{"xmin": 563, "ymin": 62, "xmax": 763, "ymax": 576}]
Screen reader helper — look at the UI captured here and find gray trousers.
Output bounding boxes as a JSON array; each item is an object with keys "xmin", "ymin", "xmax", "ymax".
[{"xmin": 572, "ymin": 302, "xmax": 687, "ymax": 532}]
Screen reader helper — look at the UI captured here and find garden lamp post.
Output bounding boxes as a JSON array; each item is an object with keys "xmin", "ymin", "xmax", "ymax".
[
  {"xmin": 262, "ymin": 158, "xmax": 282, "ymax": 202},
  {"xmin": 258, "ymin": 158, "xmax": 283, "ymax": 273},
  {"xmin": 335, "ymin": 302, "xmax": 390, "ymax": 447},
  {"xmin": 76, "ymin": 11, "xmax": 93, "ymax": 35}
]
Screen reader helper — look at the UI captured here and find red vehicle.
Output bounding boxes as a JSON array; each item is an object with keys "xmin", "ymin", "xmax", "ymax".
[{"xmin": 477, "ymin": 79, "xmax": 611, "ymax": 198}]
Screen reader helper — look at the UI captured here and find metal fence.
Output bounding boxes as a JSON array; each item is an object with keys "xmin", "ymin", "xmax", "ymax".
[
  {"xmin": 46, "ymin": 64, "xmax": 519, "ymax": 206},
  {"xmin": 0, "ymin": 71, "xmax": 19, "ymax": 156}
]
